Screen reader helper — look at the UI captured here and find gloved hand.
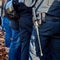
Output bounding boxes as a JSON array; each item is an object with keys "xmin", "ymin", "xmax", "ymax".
[
  {"xmin": 12, "ymin": 0, "xmax": 32, "ymax": 12},
  {"xmin": 12, "ymin": 0, "xmax": 19, "ymax": 11},
  {"xmin": 12, "ymin": 0, "xmax": 18, "ymax": 5}
]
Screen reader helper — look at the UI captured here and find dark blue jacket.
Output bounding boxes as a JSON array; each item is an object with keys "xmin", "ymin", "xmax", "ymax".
[{"xmin": 47, "ymin": 0, "xmax": 60, "ymax": 17}]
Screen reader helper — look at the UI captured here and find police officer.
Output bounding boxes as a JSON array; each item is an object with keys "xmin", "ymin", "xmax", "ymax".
[
  {"xmin": 39, "ymin": 0, "xmax": 60, "ymax": 60},
  {"xmin": 11, "ymin": 0, "xmax": 33, "ymax": 60},
  {"xmin": 29, "ymin": 0, "xmax": 60, "ymax": 60}
]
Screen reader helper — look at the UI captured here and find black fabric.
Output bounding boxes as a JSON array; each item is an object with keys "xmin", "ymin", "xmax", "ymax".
[{"xmin": 12, "ymin": 0, "xmax": 32, "ymax": 14}]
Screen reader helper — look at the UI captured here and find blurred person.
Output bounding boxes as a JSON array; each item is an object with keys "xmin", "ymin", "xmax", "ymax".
[
  {"xmin": 5, "ymin": 1, "xmax": 21, "ymax": 60},
  {"xmin": 12, "ymin": 0, "xmax": 33, "ymax": 60},
  {"xmin": 1, "ymin": 9, "xmax": 12, "ymax": 47}
]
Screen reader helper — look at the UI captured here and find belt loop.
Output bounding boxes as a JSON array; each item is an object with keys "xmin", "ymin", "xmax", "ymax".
[{"xmin": 40, "ymin": 12, "xmax": 46, "ymax": 23}]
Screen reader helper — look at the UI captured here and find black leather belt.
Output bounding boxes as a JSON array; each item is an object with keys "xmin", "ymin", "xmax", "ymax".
[{"xmin": 45, "ymin": 13, "xmax": 60, "ymax": 22}]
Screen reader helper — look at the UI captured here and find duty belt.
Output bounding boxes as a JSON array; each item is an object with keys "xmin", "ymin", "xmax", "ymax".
[{"xmin": 45, "ymin": 13, "xmax": 60, "ymax": 22}]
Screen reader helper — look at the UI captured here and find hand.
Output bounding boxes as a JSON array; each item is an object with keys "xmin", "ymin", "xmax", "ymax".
[{"xmin": 12, "ymin": 0, "xmax": 18, "ymax": 6}]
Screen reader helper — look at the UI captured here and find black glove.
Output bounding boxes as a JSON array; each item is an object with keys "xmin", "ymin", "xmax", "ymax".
[
  {"xmin": 12, "ymin": 0, "xmax": 19, "ymax": 11},
  {"xmin": 12, "ymin": 0, "xmax": 32, "ymax": 13},
  {"xmin": 12, "ymin": 0, "xmax": 18, "ymax": 5}
]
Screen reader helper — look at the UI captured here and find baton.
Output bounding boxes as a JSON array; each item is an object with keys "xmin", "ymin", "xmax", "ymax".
[{"xmin": 33, "ymin": 8, "xmax": 43, "ymax": 56}]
